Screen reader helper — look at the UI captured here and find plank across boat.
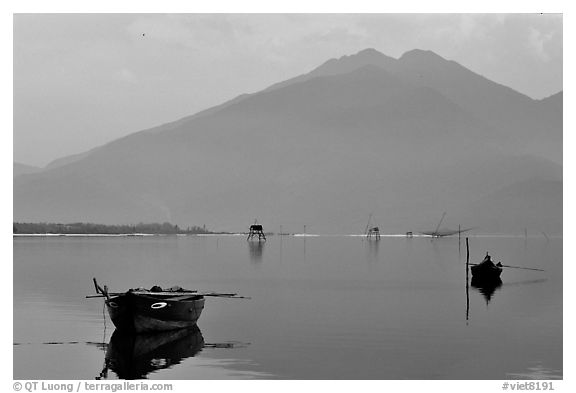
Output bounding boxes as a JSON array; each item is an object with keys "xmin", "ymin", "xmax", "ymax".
[{"xmin": 105, "ymin": 290, "xmax": 205, "ymax": 333}]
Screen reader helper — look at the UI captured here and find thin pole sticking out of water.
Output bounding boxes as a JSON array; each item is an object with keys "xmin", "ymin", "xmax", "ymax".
[
  {"xmin": 458, "ymin": 224, "xmax": 461, "ymax": 256},
  {"xmin": 98, "ymin": 302, "xmax": 109, "ymax": 380},
  {"xmin": 102, "ymin": 301, "xmax": 107, "ymax": 341},
  {"xmin": 466, "ymin": 237, "xmax": 470, "ymax": 323}
]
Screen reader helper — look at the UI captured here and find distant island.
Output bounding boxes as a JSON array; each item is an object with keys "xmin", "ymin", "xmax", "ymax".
[{"xmin": 13, "ymin": 222, "xmax": 217, "ymax": 235}]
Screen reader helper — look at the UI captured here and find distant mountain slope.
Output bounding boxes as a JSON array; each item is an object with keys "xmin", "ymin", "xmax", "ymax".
[
  {"xmin": 44, "ymin": 149, "xmax": 96, "ymax": 170},
  {"xmin": 539, "ymin": 91, "xmax": 563, "ymax": 109},
  {"xmin": 13, "ymin": 162, "xmax": 41, "ymax": 178},
  {"xmin": 536, "ymin": 91, "xmax": 563, "ymax": 125},
  {"xmin": 14, "ymin": 49, "xmax": 562, "ymax": 234},
  {"xmin": 455, "ymin": 178, "xmax": 562, "ymax": 235}
]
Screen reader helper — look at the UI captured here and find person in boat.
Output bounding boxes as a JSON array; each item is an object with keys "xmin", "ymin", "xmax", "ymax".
[{"xmin": 482, "ymin": 253, "xmax": 496, "ymax": 267}]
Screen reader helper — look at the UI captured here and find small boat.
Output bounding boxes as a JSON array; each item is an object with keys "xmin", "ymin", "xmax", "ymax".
[
  {"xmin": 90, "ymin": 279, "xmax": 249, "ymax": 333},
  {"xmin": 470, "ymin": 253, "xmax": 503, "ymax": 281},
  {"xmin": 94, "ymin": 281, "xmax": 205, "ymax": 333},
  {"xmin": 106, "ymin": 289, "xmax": 204, "ymax": 333}
]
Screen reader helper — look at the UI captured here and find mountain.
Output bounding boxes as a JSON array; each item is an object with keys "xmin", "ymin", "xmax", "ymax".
[
  {"xmin": 199, "ymin": 48, "xmax": 561, "ymax": 164},
  {"xmin": 539, "ymin": 91, "xmax": 563, "ymax": 110},
  {"xmin": 13, "ymin": 162, "xmax": 41, "ymax": 178},
  {"xmin": 13, "ymin": 49, "xmax": 562, "ymax": 234},
  {"xmin": 454, "ymin": 177, "xmax": 562, "ymax": 235},
  {"xmin": 44, "ymin": 149, "xmax": 96, "ymax": 171},
  {"xmin": 264, "ymin": 48, "xmax": 398, "ymax": 92}
]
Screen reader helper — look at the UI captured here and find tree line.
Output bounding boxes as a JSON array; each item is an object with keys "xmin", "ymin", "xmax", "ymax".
[{"xmin": 13, "ymin": 222, "xmax": 214, "ymax": 235}]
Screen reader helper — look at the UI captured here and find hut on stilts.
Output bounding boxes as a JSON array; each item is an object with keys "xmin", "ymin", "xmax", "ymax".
[
  {"xmin": 365, "ymin": 214, "xmax": 381, "ymax": 240},
  {"xmin": 247, "ymin": 221, "xmax": 266, "ymax": 241}
]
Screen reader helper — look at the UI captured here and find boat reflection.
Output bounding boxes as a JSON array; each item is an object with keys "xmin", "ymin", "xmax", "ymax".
[
  {"xmin": 471, "ymin": 276, "xmax": 503, "ymax": 304},
  {"xmin": 101, "ymin": 326, "xmax": 204, "ymax": 379}
]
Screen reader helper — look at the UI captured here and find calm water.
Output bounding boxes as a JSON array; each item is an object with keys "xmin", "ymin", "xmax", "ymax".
[{"xmin": 13, "ymin": 235, "xmax": 562, "ymax": 379}]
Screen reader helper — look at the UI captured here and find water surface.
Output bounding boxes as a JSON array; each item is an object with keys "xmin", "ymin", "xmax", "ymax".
[{"xmin": 13, "ymin": 235, "xmax": 562, "ymax": 379}]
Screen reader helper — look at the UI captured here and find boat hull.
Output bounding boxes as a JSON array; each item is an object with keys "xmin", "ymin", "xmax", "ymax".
[
  {"xmin": 106, "ymin": 292, "xmax": 205, "ymax": 333},
  {"xmin": 470, "ymin": 262, "xmax": 503, "ymax": 281}
]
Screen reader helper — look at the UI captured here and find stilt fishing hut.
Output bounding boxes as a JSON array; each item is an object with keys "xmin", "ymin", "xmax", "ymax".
[
  {"xmin": 247, "ymin": 224, "xmax": 266, "ymax": 241},
  {"xmin": 364, "ymin": 214, "xmax": 381, "ymax": 240},
  {"xmin": 367, "ymin": 227, "xmax": 381, "ymax": 240}
]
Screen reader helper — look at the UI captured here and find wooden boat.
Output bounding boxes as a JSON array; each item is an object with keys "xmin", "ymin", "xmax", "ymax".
[
  {"xmin": 470, "ymin": 254, "xmax": 503, "ymax": 281},
  {"xmin": 91, "ymin": 279, "xmax": 248, "ymax": 333},
  {"xmin": 104, "ymin": 289, "xmax": 205, "ymax": 333}
]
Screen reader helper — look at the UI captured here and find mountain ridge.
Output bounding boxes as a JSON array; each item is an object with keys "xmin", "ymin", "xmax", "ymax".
[
  {"xmin": 39, "ymin": 48, "xmax": 553, "ymax": 170},
  {"xmin": 14, "ymin": 48, "xmax": 562, "ymax": 234},
  {"xmin": 13, "ymin": 162, "xmax": 41, "ymax": 178}
]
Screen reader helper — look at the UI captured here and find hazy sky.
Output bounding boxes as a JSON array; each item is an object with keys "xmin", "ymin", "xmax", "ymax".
[{"xmin": 14, "ymin": 13, "xmax": 562, "ymax": 167}]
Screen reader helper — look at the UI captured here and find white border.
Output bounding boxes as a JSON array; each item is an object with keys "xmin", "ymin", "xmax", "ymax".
[{"xmin": 4, "ymin": 1, "xmax": 572, "ymax": 392}]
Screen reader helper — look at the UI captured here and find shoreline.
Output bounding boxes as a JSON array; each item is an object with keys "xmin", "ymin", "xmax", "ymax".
[{"xmin": 12, "ymin": 233, "xmax": 562, "ymax": 239}]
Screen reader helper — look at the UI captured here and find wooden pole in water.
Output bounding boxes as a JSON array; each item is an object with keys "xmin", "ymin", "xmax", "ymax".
[
  {"xmin": 365, "ymin": 214, "xmax": 372, "ymax": 237},
  {"xmin": 458, "ymin": 224, "xmax": 461, "ymax": 254},
  {"xmin": 466, "ymin": 237, "xmax": 469, "ymax": 266},
  {"xmin": 465, "ymin": 237, "xmax": 470, "ymax": 322},
  {"xmin": 433, "ymin": 212, "xmax": 447, "ymax": 237}
]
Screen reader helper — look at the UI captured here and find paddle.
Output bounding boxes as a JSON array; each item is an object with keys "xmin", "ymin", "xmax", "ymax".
[{"xmin": 468, "ymin": 263, "xmax": 545, "ymax": 272}]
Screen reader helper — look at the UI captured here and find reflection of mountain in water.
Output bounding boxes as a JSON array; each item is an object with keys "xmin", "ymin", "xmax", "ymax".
[
  {"xmin": 248, "ymin": 241, "xmax": 264, "ymax": 264},
  {"xmin": 102, "ymin": 326, "xmax": 204, "ymax": 379},
  {"xmin": 471, "ymin": 277, "xmax": 503, "ymax": 304}
]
